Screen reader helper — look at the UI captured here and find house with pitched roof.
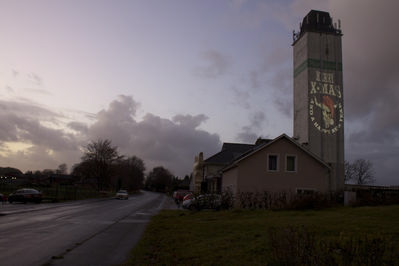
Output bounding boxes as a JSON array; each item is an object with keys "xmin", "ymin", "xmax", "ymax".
[
  {"xmin": 191, "ymin": 139, "xmax": 271, "ymax": 194},
  {"xmin": 222, "ymin": 134, "xmax": 331, "ymax": 195},
  {"xmin": 192, "ymin": 134, "xmax": 331, "ymax": 195}
]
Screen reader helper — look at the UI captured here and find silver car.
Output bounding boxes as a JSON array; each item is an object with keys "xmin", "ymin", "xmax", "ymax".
[
  {"xmin": 182, "ymin": 194, "xmax": 221, "ymax": 210},
  {"xmin": 115, "ymin": 190, "xmax": 129, "ymax": 200}
]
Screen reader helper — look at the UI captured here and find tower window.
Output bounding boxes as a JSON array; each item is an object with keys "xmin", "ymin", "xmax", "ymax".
[
  {"xmin": 286, "ymin": 155, "xmax": 297, "ymax": 172},
  {"xmin": 268, "ymin": 154, "xmax": 279, "ymax": 171}
]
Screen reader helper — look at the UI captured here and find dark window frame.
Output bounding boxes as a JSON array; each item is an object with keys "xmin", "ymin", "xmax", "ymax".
[
  {"xmin": 286, "ymin": 154, "xmax": 297, "ymax": 172},
  {"xmin": 267, "ymin": 154, "xmax": 279, "ymax": 172}
]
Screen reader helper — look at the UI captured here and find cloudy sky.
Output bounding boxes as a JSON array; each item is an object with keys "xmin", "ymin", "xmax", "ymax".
[{"xmin": 0, "ymin": 0, "xmax": 398, "ymax": 185}]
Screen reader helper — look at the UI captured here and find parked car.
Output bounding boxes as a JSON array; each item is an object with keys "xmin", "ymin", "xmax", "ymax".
[
  {"xmin": 182, "ymin": 193, "xmax": 195, "ymax": 209},
  {"xmin": 0, "ymin": 193, "xmax": 5, "ymax": 202},
  {"xmin": 8, "ymin": 188, "xmax": 42, "ymax": 203},
  {"xmin": 173, "ymin": 190, "xmax": 192, "ymax": 204},
  {"xmin": 115, "ymin": 190, "xmax": 129, "ymax": 200},
  {"xmin": 182, "ymin": 194, "xmax": 222, "ymax": 210}
]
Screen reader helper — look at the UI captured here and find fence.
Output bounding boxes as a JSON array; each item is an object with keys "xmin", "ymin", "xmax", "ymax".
[{"xmin": 0, "ymin": 183, "xmax": 106, "ymax": 202}]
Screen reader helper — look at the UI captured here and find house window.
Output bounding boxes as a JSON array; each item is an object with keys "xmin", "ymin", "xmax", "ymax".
[
  {"xmin": 268, "ymin": 154, "xmax": 279, "ymax": 171},
  {"xmin": 286, "ymin": 155, "xmax": 297, "ymax": 172}
]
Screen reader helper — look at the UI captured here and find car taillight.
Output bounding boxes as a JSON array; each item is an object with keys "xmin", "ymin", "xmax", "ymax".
[{"xmin": 183, "ymin": 194, "xmax": 193, "ymax": 201}]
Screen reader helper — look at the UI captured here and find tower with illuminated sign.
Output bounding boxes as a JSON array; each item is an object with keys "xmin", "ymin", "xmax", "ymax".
[{"xmin": 293, "ymin": 10, "xmax": 344, "ymax": 191}]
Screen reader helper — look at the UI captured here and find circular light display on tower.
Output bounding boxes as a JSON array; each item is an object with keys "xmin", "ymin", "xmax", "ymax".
[{"xmin": 309, "ymin": 70, "xmax": 343, "ymax": 134}]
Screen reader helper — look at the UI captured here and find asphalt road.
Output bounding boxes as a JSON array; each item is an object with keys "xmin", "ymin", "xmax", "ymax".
[{"xmin": 0, "ymin": 191, "xmax": 176, "ymax": 266}]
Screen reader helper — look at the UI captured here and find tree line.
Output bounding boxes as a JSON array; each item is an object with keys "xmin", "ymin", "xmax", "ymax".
[
  {"xmin": 71, "ymin": 139, "xmax": 179, "ymax": 192},
  {"xmin": 2, "ymin": 139, "xmax": 189, "ymax": 193}
]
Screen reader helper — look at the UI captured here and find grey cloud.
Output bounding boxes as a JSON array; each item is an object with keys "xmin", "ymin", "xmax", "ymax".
[
  {"xmin": 229, "ymin": 0, "xmax": 249, "ymax": 9},
  {"xmin": 346, "ymin": 135, "xmax": 399, "ymax": 185},
  {"xmin": 0, "ymin": 111, "xmax": 76, "ymax": 151},
  {"xmin": 0, "ymin": 145, "xmax": 80, "ymax": 174},
  {"xmin": 236, "ymin": 129, "xmax": 258, "ymax": 143},
  {"xmin": 254, "ymin": 1, "xmax": 329, "ymax": 31},
  {"xmin": 249, "ymin": 71, "xmax": 260, "ymax": 90},
  {"xmin": 232, "ymin": 86, "xmax": 251, "ymax": 109},
  {"xmin": 27, "ymin": 73, "xmax": 43, "ymax": 86},
  {"xmin": 1, "ymin": 95, "xmax": 221, "ymax": 177},
  {"xmin": 0, "ymin": 113, "xmax": 21, "ymax": 142},
  {"xmin": 172, "ymin": 114, "xmax": 208, "ymax": 129},
  {"xmin": 269, "ymin": 67, "xmax": 292, "ymax": 117},
  {"xmin": 88, "ymin": 96, "xmax": 138, "ymax": 149},
  {"xmin": 260, "ymin": 43, "xmax": 293, "ymax": 118},
  {"xmin": 5, "ymin": 86, "xmax": 14, "ymax": 93},
  {"xmin": 250, "ymin": 111, "xmax": 265, "ymax": 129},
  {"xmin": 236, "ymin": 111, "xmax": 267, "ymax": 143},
  {"xmin": 225, "ymin": 1, "xmax": 271, "ymax": 30},
  {"xmin": 334, "ymin": 1, "xmax": 399, "ymax": 122},
  {"xmin": 20, "ymin": 121, "xmax": 75, "ymax": 151},
  {"xmin": 97, "ymin": 95, "xmax": 139, "ymax": 121},
  {"xmin": 12, "ymin": 69, "xmax": 19, "ymax": 77},
  {"xmin": 0, "ymin": 99, "xmax": 59, "ymax": 120},
  {"xmin": 0, "ymin": 100, "xmax": 70, "ymax": 148},
  {"xmin": 194, "ymin": 50, "xmax": 232, "ymax": 78},
  {"xmin": 87, "ymin": 96, "xmax": 221, "ymax": 177},
  {"xmin": 23, "ymin": 88, "xmax": 51, "ymax": 95},
  {"xmin": 274, "ymin": 97, "xmax": 292, "ymax": 117},
  {"xmin": 0, "ymin": 99, "xmax": 82, "ymax": 172},
  {"xmin": 67, "ymin": 121, "xmax": 89, "ymax": 134}
]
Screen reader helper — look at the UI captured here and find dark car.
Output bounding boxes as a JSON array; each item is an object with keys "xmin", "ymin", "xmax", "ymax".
[{"xmin": 8, "ymin": 188, "xmax": 42, "ymax": 203}]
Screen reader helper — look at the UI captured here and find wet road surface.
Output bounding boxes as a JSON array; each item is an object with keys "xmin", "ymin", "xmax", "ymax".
[{"xmin": 0, "ymin": 191, "xmax": 176, "ymax": 266}]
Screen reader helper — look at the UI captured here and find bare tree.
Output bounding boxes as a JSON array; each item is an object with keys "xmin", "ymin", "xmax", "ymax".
[
  {"xmin": 345, "ymin": 159, "xmax": 376, "ymax": 185},
  {"xmin": 56, "ymin": 163, "xmax": 68, "ymax": 174},
  {"xmin": 344, "ymin": 161, "xmax": 354, "ymax": 183},
  {"xmin": 81, "ymin": 139, "xmax": 122, "ymax": 190}
]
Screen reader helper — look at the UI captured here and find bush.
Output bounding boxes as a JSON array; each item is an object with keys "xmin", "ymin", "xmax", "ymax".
[
  {"xmin": 354, "ymin": 189, "xmax": 399, "ymax": 207},
  {"xmin": 234, "ymin": 190, "xmax": 341, "ymax": 210},
  {"xmin": 289, "ymin": 192, "xmax": 336, "ymax": 210},
  {"xmin": 220, "ymin": 188, "xmax": 234, "ymax": 209},
  {"xmin": 268, "ymin": 226, "xmax": 399, "ymax": 265}
]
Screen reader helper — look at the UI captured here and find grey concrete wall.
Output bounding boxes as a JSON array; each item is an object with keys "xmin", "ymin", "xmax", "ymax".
[
  {"xmin": 293, "ymin": 31, "xmax": 344, "ymax": 191},
  {"xmin": 293, "ymin": 33, "xmax": 309, "ymax": 144}
]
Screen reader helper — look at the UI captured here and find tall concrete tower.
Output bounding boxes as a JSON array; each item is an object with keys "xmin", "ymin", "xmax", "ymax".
[{"xmin": 293, "ymin": 10, "xmax": 344, "ymax": 191}]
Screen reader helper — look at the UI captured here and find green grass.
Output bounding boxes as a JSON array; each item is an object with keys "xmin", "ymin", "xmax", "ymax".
[{"xmin": 126, "ymin": 206, "xmax": 399, "ymax": 265}]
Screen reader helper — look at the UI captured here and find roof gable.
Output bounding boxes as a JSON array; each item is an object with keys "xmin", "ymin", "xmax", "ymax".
[
  {"xmin": 223, "ymin": 134, "xmax": 330, "ymax": 172},
  {"xmin": 205, "ymin": 143, "xmax": 254, "ymax": 164}
]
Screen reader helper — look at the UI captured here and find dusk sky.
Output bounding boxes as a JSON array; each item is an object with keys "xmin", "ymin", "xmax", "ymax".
[{"xmin": 0, "ymin": 0, "xmax": 398, "ymax": 185}]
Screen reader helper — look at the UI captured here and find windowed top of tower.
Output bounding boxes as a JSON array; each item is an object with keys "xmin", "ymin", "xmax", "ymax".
[{"xmin": 293, "ymin": 10, "xmax": 342, "ymax": 44}]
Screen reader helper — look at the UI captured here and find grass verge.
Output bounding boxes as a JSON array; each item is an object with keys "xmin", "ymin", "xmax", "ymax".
[{"xmin": 125, "ymin": 205, "xmax": 399, "ymax": 265}]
